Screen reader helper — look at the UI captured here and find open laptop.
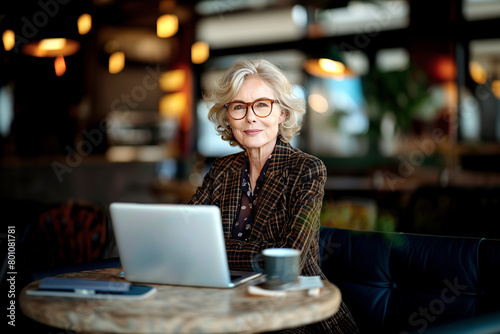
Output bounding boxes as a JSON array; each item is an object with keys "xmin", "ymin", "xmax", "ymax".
[{"xmin": 109, "ymin": 202, "xmax": 261, "ymax": 288}]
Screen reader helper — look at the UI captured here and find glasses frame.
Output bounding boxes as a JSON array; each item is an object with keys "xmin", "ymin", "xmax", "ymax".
[{"xmin": 224, "ymin": 98, "xmax": 279, "ymax": 120}]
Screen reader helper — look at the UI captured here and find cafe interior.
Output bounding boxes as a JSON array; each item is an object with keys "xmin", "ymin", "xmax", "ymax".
[{"xmin": 2, "ymin": 0, "xmax": 500, "ymax": 333}]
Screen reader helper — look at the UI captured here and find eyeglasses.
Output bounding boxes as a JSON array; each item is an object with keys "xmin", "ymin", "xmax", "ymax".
[{"xmin": 224, "ymin": 98, "xmax": 279, "ymax": 120}]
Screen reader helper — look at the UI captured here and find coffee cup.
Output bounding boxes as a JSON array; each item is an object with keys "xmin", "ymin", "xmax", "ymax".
[{"xmin": 261, "ymin": 248, "xmax": 300, "ymax": 290}]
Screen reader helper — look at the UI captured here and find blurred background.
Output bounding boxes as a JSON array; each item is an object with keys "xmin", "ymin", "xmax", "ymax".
[{"xmin": 1, "ymin": 0, "xmax": 500, "ymax": 270}]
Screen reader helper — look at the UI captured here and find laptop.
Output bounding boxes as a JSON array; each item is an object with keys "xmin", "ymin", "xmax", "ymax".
[{"xmin": 109, "ymin": 202, "xmax": 262, "ymax": 288}]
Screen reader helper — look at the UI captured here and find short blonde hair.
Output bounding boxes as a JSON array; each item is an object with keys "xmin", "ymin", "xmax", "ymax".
[{"xmin": 204, "ymin": 59, "xmax": 305, "ymax": 148}]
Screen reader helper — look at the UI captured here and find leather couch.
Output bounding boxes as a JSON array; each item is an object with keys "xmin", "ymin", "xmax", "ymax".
[{"xmin": 319, "ymin": 227, "xmax": 500, "ymax": 334}]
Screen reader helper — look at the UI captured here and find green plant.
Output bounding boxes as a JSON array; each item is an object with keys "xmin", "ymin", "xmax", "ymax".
[{"xmin": 363, "ymin": 62, "xmax": 432, "ymax": 136}]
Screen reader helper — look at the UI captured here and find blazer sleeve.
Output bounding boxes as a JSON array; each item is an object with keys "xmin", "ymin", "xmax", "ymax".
[
  {"xmin": 188, "ymin": 165, "xmax": 216, "ymax": 206},
  {"xmin": 188, "ymin": 155, "xmax": 230, "ymax": 206},
  {"xmin": 225, "ymin": 155, "xmax": 327, "ymax": 274}
]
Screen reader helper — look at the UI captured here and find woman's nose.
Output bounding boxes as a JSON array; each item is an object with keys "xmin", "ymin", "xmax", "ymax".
[{"xmin": 245, "ymin": 107, "xmax": 257, "ymax": 123}]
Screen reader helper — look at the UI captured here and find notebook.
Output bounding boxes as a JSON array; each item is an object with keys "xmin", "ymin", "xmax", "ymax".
[{"xmin": 109, "ymin": 202, "xmax": 262, "ymax": 288}]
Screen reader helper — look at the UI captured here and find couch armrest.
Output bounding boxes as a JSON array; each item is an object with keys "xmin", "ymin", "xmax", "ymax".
[{"xmin": 416, "ymin": 310, "xmax": 500, "ymax": 334}]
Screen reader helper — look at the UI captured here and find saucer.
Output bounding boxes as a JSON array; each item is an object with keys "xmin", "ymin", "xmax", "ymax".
[{"xmin": 261, "ymin": 279, "xmax": 300, "ymax": 291}]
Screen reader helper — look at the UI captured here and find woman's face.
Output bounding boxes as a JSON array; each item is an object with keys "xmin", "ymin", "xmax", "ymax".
[{"xmin": 227, "ymin": 76, "xmax": 285, "ymax": 154}]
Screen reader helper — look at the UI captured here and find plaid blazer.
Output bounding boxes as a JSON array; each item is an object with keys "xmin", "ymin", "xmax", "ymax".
[{"xmin": 189, "ymin": 139, "xmax": 359, "ymax": 333}]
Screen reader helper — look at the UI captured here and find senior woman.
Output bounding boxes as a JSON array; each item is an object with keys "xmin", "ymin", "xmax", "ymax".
[{"xmin": 189, "ymin": 59, "xmax": 359, "ymax": 333}]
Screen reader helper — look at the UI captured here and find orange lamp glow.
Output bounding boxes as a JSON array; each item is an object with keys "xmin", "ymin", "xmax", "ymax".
[
  {"xmin": 2, "ymin": 30, "xmax": 15, "ymax": 51},
  {"xmin": 78, "ymin": 13, "xmax": 92, "ymax": 35},
  {"xmin": 159, "ymin": 92, "xmax": 187, "ymax": 118},
  {"xmin": 109, "ymin": 51, "xmax": 125, "ymax": 74},
  {"xmin": 157, "ymin": 14, "xmax": 178, "ymax": 38},
  {"xmin": 319, "ymin": 58, "xmax": 345, "ymax": 75},
  {"xmin": 22, "ymin": 38, "xmax": 80, "ymax": 57},
  {"xmin": 191, "ymin": 41, "xmax": 209, "ymax": 64},
  {"xmin": 304, "ymin": 58, "xmax": 352, "ymax": 80},
  {"xmin": 469, "ymin": 61, "xmax": 488, "ymax": 85},
  {"xmin": 160, "ymin": 69, "xmax": 186, "ymax": 92},
  {"xmin": 54, "ymin": 56, "xmax": 66, "ymax": 76}
]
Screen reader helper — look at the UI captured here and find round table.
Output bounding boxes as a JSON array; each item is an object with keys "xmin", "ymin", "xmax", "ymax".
[{"xmin": 20, "ymin": 267, "xmax": 341, "ymax": 333}]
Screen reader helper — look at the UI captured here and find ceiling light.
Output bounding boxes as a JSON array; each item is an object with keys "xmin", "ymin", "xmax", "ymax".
[
  {"xmin": 40, "ymin": 38, "xmax": 66, "ymax": 51},
  {"xmin": 304, "ymin": 58, "xmax": 353, "ymax": 79},
  {"xmin": 157, "ymin": 14, "xmax": 178, "ymax": 38},
  {"xmin": 22, "ymin": 38, "xmax": 80, "ymax": 57},
  {"xmin": 304, "ymin": 45, "xmax": 354, "ymax": 80},
  {"xmin": 191, "ymin": 41, "xmax": 209, "ymax": 64},
  {"xmin": 2, "ymin": 30, "xmax": 15, "ymax": 51},
  {"xmin": 469, "ymin": 61, "xmax": 488, "ymax": 84},
  {"xmin": 160, "ymin": 69, "xmax": 186, "ymax": 92},
  {"xmin": 78, "ymin": 13, "xmax": 92, "ymax": 35},
  {"xmin": 109, "ymin": 51, "xmax": 125, "ymax": 74},
  {"xmin": 159, "ymin": 92, "xmax": 187, "ymax": 118},
  {"xmin": 319, "ymin": 58, "xmax": 345, "ymax": 74}
]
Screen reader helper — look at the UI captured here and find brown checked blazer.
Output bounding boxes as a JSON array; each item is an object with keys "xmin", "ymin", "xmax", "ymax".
[{"xmin": 189, "ymin": 138, "xmax": 359, "ymax": 334}]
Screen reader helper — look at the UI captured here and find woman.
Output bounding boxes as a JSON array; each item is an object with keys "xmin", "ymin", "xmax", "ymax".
[{"xmin": 189, "ymin": 59, "xmax": 359, "ymax": 333}]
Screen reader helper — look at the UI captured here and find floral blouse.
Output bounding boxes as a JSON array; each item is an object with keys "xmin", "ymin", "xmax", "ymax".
[{"xmin": 231, "ymin": 155, "xmax": 271, "ymax": 241}]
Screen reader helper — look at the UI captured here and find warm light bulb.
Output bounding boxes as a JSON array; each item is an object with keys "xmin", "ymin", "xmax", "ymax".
[
  {"xmin": 469, "ymin": 61, "xmax": 487, "ymax": 85},
  {"xmin": 157, "ymin": 14, "xmax": 178, "ymax": 38},
  {"xmin": 159, "ymin": 93, "xmax": 187, "ymax": 118},
  {"xmin": 55, "ymin": 56, "xmax": 66, "ymax": 76},
  {"xmin": 160, "ymin": 69, "xmax": 186, "ymax": 92},
  {"xmin": 191, "ymin": 41, "xmax": 209, "ymax": 64},
  {"xmin": 78, "ymin": 13, "xmax": 92, "ymax": 35},
  {"xmin": 308, "ymin": 93, "xmax": 329, "ymax": 113},
  {"xmin": 2, "ymin": 30, "xmax": 15, "ymax": 51},
  {"xmin": 318, "ymin": 58, "xmax": 345, "ymax": 75},
  {"xmin": 109, "ymin": 51, "xmax": 125, "ymax": 74},
  {"xmin": 40, "ymin": 38, "xmax": 67, "ymax": 51}
]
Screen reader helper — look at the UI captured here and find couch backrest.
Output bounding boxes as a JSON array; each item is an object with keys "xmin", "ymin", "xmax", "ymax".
[{"xmin": 319, "ymin": 227, "xmax": 500, "ymax": 334}]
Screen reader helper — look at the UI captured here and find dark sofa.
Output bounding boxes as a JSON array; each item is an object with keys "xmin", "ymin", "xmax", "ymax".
[{"xmin": 319, "ymin": 227, "xmax": 500, "ymax": 334}]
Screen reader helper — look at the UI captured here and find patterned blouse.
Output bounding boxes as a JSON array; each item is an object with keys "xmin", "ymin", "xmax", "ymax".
[{"xmin": 231, "ymin": 155, "xmax": 271, "ymax": 241}]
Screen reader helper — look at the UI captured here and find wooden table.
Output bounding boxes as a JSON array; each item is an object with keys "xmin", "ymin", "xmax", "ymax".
[{"xmin": 20, "ymin": 267, "xmax": 342, "ymax": 334}]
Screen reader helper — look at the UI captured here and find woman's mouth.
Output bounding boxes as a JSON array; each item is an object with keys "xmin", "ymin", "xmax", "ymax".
[{"xmin": 244, "ymin": 129, "xmax": 263, "ymax": 135}]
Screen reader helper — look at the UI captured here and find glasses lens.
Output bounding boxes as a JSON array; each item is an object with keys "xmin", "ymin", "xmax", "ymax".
[
  {"xmin": 253, "ymin": 100, "xmax": 272, "ymax": 117},
  {"xmin": 227, "ymin": 103, "xmax": 247, "ymax": 119}
]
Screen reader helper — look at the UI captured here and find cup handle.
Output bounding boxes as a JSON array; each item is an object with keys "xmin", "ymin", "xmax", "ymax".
[{"xmin": 252, "ymin": 252, "xmax": 264, "ymax": 273}]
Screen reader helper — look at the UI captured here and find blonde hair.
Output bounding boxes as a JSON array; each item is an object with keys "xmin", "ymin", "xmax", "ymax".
[{"xmin": 204, "ymin": 59, "xmax": 305, "ymax": 148}]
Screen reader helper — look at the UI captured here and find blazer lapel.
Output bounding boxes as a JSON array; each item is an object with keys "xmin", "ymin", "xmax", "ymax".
[
  {"xmin": 251, "ymin": 140, "xmax": 291, "ymax": 239},
  {"xmin": 220, "ymin": 154, "xmax": 244, "ymax": 239}
]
